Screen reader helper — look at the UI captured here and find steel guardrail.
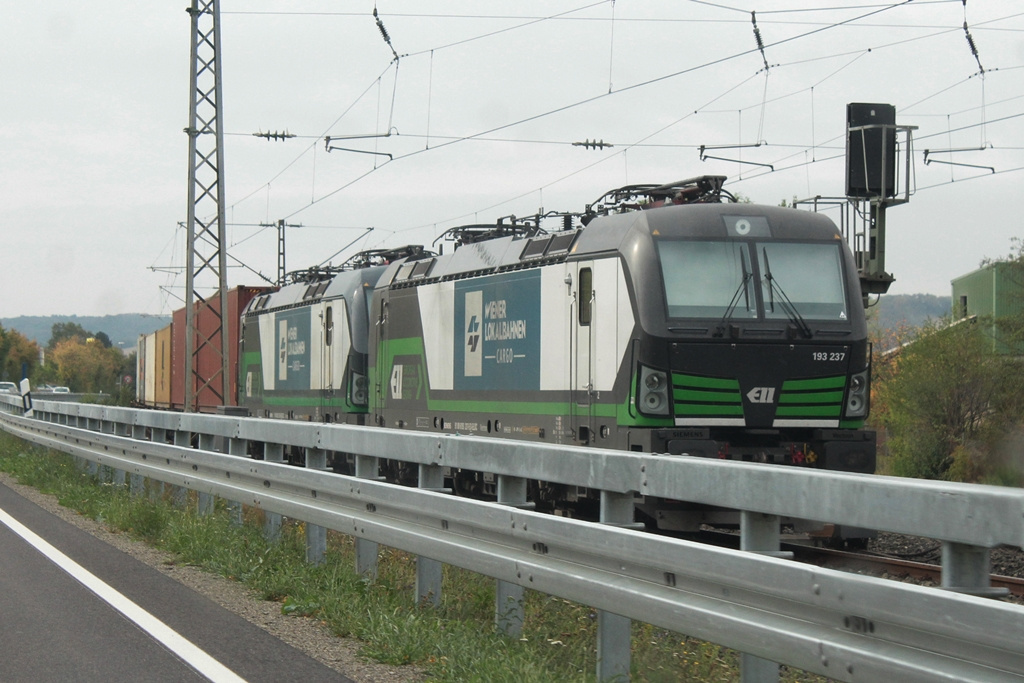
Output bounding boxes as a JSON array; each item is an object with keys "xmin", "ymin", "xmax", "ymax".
[
  {"xmin": 2, "ymin": 398, "xmax": 1024, "ymax": 681},
  {"xmin": 10, "ymin": 396, "xmax": 1024, "ymax": 548}
]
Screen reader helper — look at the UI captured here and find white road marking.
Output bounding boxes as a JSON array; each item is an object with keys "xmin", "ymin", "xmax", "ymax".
[{"xmin": 0, "ymin": 505, "xmax": 247, "ymax": 683}]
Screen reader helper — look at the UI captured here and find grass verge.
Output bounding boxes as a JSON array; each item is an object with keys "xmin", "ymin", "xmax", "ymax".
[{"xmin": 0, "ymin": 431, "xmax": 831, "ymax": 682}]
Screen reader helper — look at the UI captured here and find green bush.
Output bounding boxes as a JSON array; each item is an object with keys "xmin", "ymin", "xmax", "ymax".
[{"xmin": 876, "ymin": 317, "xmax": 1024, "ymax": 483}]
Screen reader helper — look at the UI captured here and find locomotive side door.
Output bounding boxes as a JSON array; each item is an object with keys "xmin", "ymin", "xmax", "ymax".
[
  {"xmin": 571, "ymin": 261, "xmax": 595, "ymax": 444},
  {"xmin": 319, "ymin": 301, "xmax": 347, "ymax": 419},
  {"xmin": 372, "ymin": 293, "xmax": 389, "ymax": 421},
  {"xmin": 321, "ymin": 302, "xmax": 335, "ymax": 395}
]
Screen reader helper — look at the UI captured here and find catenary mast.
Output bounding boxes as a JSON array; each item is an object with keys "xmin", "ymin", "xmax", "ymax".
[{"xmin": 183, "ymin": 0, "xmax": 229, "ymax": 412}]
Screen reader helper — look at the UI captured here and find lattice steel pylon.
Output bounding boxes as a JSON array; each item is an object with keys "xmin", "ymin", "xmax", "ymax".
[{"xmin": 183, "ymin": 0, "xmax": 229, "ymax": 412}]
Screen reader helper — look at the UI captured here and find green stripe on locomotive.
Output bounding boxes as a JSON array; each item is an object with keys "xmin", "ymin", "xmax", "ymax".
[{"xmin": 372, "ymin": 335, "xmax": 672, "ymax": 427}]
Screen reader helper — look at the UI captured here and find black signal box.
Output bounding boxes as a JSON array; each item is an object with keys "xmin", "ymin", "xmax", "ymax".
[{"xmin": 846, "ymin": 103, "xmax": 896, "ymax": 198}]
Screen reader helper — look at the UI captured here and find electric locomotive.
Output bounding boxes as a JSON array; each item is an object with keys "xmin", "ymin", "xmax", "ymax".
[
  {"xmin": 207, "ymin": 175, "xmax": 874, "ymax": 528},
  {"xmin": 366, "ymin": 177, "xmax": 874, "ymax": 518},
  {"xmin": 364, "ymin": 175, "xmax": 876, "ymax": 518},
  {"xmin": 237, "ymin": 248, "xmax": 431, "ymax": 422}
]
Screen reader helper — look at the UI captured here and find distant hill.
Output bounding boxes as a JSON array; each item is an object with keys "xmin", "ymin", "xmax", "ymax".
[
  {"xmin": 0, "ymin": 314, "xmax": 170, "ymax": 351},
  {"xmin": 868, "ymin": 294, "xmax": 952, "ymax": 333}
]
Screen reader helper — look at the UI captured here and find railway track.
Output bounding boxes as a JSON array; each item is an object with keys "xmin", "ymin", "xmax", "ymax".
[
  {"xmin": 688, "ymin": 528, "xmax": 1024, "ymax": 599},
  {"xmin": 784, "ymin": 542, "xmax": 1024, "ymax": 599}
]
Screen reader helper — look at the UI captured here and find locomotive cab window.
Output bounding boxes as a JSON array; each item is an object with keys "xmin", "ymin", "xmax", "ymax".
[
  {"xmin": 658, "ymin": 241, "xmax": 755, "ymax": 319},
  {"xmin": 657, "ymin": 239, "xmax": 849, "ymax": 321},
  {"xmin": 758, "ymin": 242, "xmax": 848, "ymax": 321}
]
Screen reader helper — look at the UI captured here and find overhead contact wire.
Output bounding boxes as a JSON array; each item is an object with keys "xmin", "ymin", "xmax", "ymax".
[
  {"xmin": 607, "ymin": 0, "xmax": 616, "ymax": 93},
  {"xmin": 296, "ymin": 0, "xmax": 922, "ymax": 223}
]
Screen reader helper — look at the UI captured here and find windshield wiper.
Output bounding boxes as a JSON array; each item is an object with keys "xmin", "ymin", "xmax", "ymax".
[
  {"xmin": 715, "ymin": 255, "xmax": 752, "ymax": 336},
  {"xmin": 762, "ymin": 248, "xmax": 812, "ymax": 339}
]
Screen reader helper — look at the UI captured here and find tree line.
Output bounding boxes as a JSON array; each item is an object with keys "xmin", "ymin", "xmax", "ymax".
[{"xmin": 0, "ymin": 321, "xmax": 135, "ymax": 404}]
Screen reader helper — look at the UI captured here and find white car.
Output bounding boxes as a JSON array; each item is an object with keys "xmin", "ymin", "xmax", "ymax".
[{"xmin": 0, "ymin": 381, "xmax": 18, "ymax": 394}]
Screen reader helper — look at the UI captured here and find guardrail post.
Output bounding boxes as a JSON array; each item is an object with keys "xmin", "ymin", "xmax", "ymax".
[
  {"xmin": 354, "ymin": 455, "xmax": 380, "ymax": 581},
  {"xmin": 171, "ymin": 430, "xmax": 190, "ymax": 508},
  {"xmin": 496, "ymin": 475, "xmax": 527, "ymax": 636},
  {"xmin": 111, "ymin": 422, "xmax": 130, "ymax": 487},
  {"xmin": 133, "ymin": 426, "xmax": 159, "ymax": 498},
  {"xmin": 84, "ymin": 416, "xmax": 100, "ymax": 477},
  {"xmin": 197, "ymin": 433, "xmax": 217, "ymax": 515},
  {"xmin": 95, "ymin": 419, "xmax": 116, "ymax": 484},
  {"xmin": 305, "ymin": 447, "xmax": 328, "ymax": 564},
  {"xmin": 416, "ymin": 464, "xmax": 445, "ymax": 606},
  {"xmin": 226, "ymin": 436, "xmax": 247, "ymax": 526},
  {"xmin": 740, "ymin": 511, "xmax": 782, "ymax": 683},
  {"xmin": 262, "ymin": 443, "xmax": 285, "ymax": 542},
  {"xmin": 598, "ymin": 491, "xmax": 634, "ymax": 682},
  {"xmin": 941, "ymin": 542, "xmax": 1005, "ymax": 597}
]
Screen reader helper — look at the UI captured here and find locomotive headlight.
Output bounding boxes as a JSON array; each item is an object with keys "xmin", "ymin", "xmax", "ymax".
[
  {"xmin": 638, "ymin": 366, "xmax": 670, "ymax": 416},
  {"xmin": 844, "ymin": 370, "xmax": 869, "ymax": 418},
  {"xmin": 644, "ymin": 393, "xmax": 665, "ymax": 411},
  {"xmin": 351, "ymin": 373, "xmax": 368, "ymax": 406}
]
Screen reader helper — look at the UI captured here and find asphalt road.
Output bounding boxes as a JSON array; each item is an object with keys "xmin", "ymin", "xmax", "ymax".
[{"xmin": 0, "ymin": 481, "xmax": 352, "ymax": 682}]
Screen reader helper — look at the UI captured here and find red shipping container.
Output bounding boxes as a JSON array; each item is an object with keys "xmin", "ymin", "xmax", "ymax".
[{"xmin": 171, "ymin": 286, "xmax": 273, "ymax": 412}]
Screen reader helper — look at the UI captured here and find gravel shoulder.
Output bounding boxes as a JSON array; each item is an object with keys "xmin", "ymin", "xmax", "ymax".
[{"xmin": 0, "ymin": 472, "xmax": 425, "ymax": 683}]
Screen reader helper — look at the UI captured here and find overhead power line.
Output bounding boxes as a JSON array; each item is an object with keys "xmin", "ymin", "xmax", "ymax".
[
  {"xmin": 282, "ymin": 0, "xmax": 924, "ymax": 223},
  {"xmin": 219, "ymin": 0, "xmax": 1022, "ymax": 264}
]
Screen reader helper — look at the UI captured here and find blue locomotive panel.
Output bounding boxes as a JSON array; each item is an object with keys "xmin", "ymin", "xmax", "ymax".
[
  {"xmin": 453, "ymin": 270, "xmax": 542, "ymax": 392},
  {"xmin": 275, "ymin": 308, "xmax": 312, "ymax": 391}
]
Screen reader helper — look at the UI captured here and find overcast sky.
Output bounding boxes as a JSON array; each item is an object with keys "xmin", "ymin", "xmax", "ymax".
[{"xmin": 2, "ymin": 1, "xmax": 1022, "ymax": 318}]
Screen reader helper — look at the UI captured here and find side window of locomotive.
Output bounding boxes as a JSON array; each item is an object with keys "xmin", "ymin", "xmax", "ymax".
[
  {"xmin": 325, "ymin": 306, "xmax": 334, "ymax": 346},
  {"xmin": 658, "ymin": 241, "xmax": 754, "ymax": 319},
  {"xmin": 579, "ymin": 268, "xmax": 593, "ymax": 326},
  {"xmin": 758, "ymin": 242, "xmax": 848, "ymax": 320}
]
